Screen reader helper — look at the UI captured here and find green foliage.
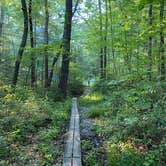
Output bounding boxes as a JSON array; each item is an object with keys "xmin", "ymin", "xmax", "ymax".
[
  {"xmin": 80, "ymin": 79, "xmax": 166, "ymax": 165},
  {"xmin": 107, "ymin": 142, "xmax": 144, "ymax": 166},
  {"xmin": 85, "ymin": 151, "xmax": 98, "ymax": 166},
  {"xmin": 88, "ymin": 105, "xmax": 109, "ymax": 118},
  {"xmin": 0, "ymin": 84, "xmax": 70, "ymax": 164},
  {"xmin": 81, "ymin": 140, "xmax": 92, "ymax": 151},
  {"xmin": 68, "ymin": 79, "xmax": 85, "ymax": 96},
  {"xmin": 79, "ymin": 93, "xmax": 104, "ymax": 106},
  {"xmin": 68, "ymin": 62, "xmax": 85, "ymax": 96},
  {"xmin": 82, "ymin": 140, "xmax": 99, "ymax": 166}
]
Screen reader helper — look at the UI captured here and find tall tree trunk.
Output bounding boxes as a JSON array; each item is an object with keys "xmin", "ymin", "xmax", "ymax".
[
  {"xmin": 159, "ymin": 0, "xmax": 165, "ymax": 81},
  {"xmin": 0, "ymin": 4, "xmax": 4, "ymax": 62},
  {"xmin": 44, "ymin": 0, "xmax": 49, "ymax": 88},
  {"xmin": 12, "ymin": 0, "xmax": 28, "ymax": 86},
  {"xmin": 108, "ymin": 0, "xmax": 116, "ymax": 74},
  {"xmin": 103, "ymin": 0, "xmax": 108, "ymax": 79},
  {"xmin": 58, "ymin": 0, "xmax": 73, "ymax": 97},
  {"xmin": 98, "ymin": 0, "xmax": 104, "ymax": 79},
  {"xmin": 34, "ymin": 17, "xmax": 37, "ymax": 86},
  {"xmin": 147, "ymin": 4, "xmax": 153, "ymax": 81},
  {"xmin": 29, "ymin": 0, "xmax": 36, "ymax": 87}
]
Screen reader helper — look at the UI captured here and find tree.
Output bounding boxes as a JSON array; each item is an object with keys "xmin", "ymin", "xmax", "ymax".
[
  {"xmin": 108, "ymin": 0, "xmax": 116, "ymax": 74},
  {"xmin": 103, "ymin": 0, "xmax": 108, "ymax": 79},
  {"xmin": 0, "ymin": 4, "xmax": 4, "ymax": 61},
  {"xmin": 147, "ymin": 3, "xmax": 153, "ymax": 81},
  {"xmin": 44, "ymin": 0, "xmax": 49, "ymax": 88},
  {"xmin": 48, "ymin": 52, "xmax": 59, "ymax": 87},
  {"xmin": 98, "ymin": 0, "xmax": 104, "ymax": 79},
  {"xmin": 12, "ymin": 0, "xmax": 28, "ymax": 86},
  {"xmin": 159, "ymin": 0, "xmax": 165, "ymax": 81},
  {"xmin": 58, "ymin": 0, "xmax": 73, "ymax": 97},
  {"xmin": 29, "ymin": 0, "xmax": 36, "ymax": 87}
]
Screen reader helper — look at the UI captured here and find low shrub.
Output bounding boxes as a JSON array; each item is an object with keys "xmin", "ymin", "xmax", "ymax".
[{"xmin": 68, "ymin": 79, "xmax": 85, "ymax": 96}]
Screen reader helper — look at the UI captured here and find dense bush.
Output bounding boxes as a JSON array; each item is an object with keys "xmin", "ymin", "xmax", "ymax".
[{"xmin": 68, "ymin": 79, "xmax": 85, "ymax": 96}]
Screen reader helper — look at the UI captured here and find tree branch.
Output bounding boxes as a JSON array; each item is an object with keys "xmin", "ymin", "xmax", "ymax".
[{"xmin": 72, "ymin": 0, "xmax": 79, "ymax": 17}]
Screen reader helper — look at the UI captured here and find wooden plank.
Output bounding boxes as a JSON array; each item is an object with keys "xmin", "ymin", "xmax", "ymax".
[
  {"xmin": 73, "ymin": 127, "xmax": 81, "ymax": 158},
  {"xmin": 64, "ymin": 129, "xmax": 74, "ymax": 158},
  {"xmin": 70, "ymin": 116, "xmax": 75, "ymax": 129},
  {"xmin": 73, "ymin": 158, "xmax": 82, "ymax": 166},
  {"xmin": 63, "ymin": 157, "xmax": 72, "ymax": 166},
  {"xmin": 74, "ymin": 116, "xmax": 80, "ymax": 129}
]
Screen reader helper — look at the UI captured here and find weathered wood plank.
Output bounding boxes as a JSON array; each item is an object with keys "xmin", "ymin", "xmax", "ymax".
[
  {"xmin": 63, "ymin": 157, "xmax": 72, "ymax": 166},
  {"xmin": 74, "ymin": 116, "xmax": 80, "ymax": 129},
  {"xmin": 73, "ymin": 158, "xmax": 82, "ymax": 166},
  {"xmin": 73, "ymin": 127, "xmax": 81, "ymax": 158},
  {"xmin": 64, "ymin": 129, "xmax": 74, "ymax": 158},
  {"xmin": 70, "ymin": 116, "xmax": 75, "ymax": 129}
]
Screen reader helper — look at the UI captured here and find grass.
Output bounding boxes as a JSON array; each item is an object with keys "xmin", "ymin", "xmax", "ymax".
[
  {"xmin": 87, "ymin": 105, "xmax": 110, "ymax": 118},
  {"xmin": 79, "ymin": 93, "xmax": 104, "ymax": 106}
]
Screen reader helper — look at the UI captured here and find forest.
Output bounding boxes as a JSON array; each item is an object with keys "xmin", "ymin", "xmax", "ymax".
[{"xmin": 0, "ymin": 0, "xmax": 165, "ymax": 165}]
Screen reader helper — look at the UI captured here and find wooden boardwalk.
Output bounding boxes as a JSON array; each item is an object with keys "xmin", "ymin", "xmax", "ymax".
[{"xmin": 63, "ymin": 98, "xmax": 82, "ymax": 166}]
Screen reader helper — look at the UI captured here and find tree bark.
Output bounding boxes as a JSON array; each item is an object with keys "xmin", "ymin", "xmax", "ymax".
[
  {"xmin": 48, "ymin": 53, "xmax": 59, "ymax": 87},
  {"xmin": 58, "ymin": 0, "xmax": 73, "ymax": 97},
  {"xmin": 108, "ymin": 0, "xmax": 116, "ymax": 74},
  {"xmin": 98, "ymin": 0, "xmax": 104, "ymax": 79},
  {"xmin": 29, "ymin": 0, "xmax": 36, "ymax": 87},
  {"xmin": 159, "ymin": 0, "xmax": 165, "ymax": 81},
  {"xmin": 44, "ymin": 0, "xmax": 49, "ymax": 88},
  {"xmin": 103, "ymin": 0, "xmax": 108, "ymax": 79},
  {"xmin": 147, "ymin": 4, "xmax": 153, "ymax": 81},
  {"xmin": 12, "ymin": 0, "xmax": 28, "ymax": 86},
  {"xmin": 0, "ymin": 4, "xmax": 4, "ymax": 62}
]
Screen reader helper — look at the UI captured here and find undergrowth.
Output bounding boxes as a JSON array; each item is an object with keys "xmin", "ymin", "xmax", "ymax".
[
  {"xmin": 79, "ymin": 79, "xmax": 166, "ymax": 166},
  {"xmin": 0, "ymin": 83, "xmax": 71, "ymax": 165}
]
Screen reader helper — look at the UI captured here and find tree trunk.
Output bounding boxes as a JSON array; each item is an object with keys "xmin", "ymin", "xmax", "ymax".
[
  {"xmin": 29, "ymin": 0, "xmax": 36, "ymax": 87},
  {"xmin": 0, "ymin": 5, "xmax": 4, "ymax": 62},
  {"xmin": 108, "ymin": 0, "xmax": 116, "ymax": 74},
  {"xmin": 103, "ymin": 0, "xmax": 108, "ymax": 79},
  {"xmin": 48, "ymin": 54, "xmax": 59, "ymax": 87},
  {"xmin": 58, "ymin": 0, "xmax": 73, "ymax": 97},
  {"xmin": 48, "ymin": 1, "xmax": 79, "ymax": 88},
  {"xmin": 147, "ymin": 4, "xmax": 153, "ymax": 81},
  {"xmin": 159, "ymin": 0, "xmax": 165, "ymax": 81},
  {"xmin": 98, "ymin": 0, "xmax": 104, "ymax": 79},
  {"xmin": 12, "ymin": 0, "xmax": 28, "ymax": 86},
  {"xmin": 34, "ymin": 17, "xmax": 37, "ymax": 86},
  {"xmin": 44, "ymin": 0, "xmax": 49, "ymax": 88}
]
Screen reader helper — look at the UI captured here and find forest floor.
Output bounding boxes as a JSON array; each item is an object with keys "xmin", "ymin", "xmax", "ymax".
[
  {"xmin": 80, "ymin": 106, "xmax": 108, "ymax": 166},
  {"xmin": 78, "ymin": 86, "xmax": 107, "ymax": 165}
]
